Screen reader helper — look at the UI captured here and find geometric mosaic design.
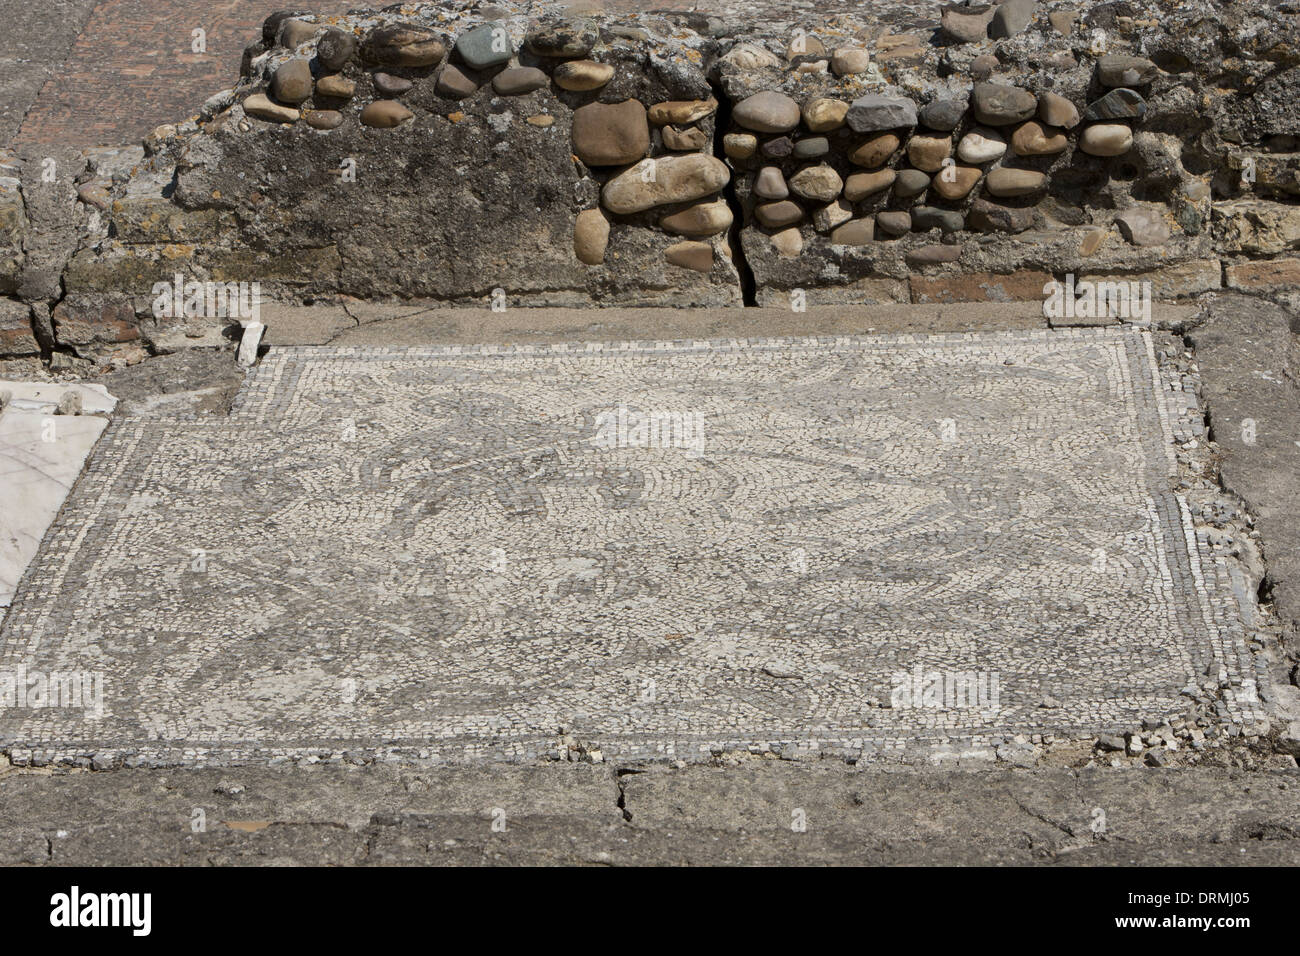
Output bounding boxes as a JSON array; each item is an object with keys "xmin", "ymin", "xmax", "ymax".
[{"xmin": 0, "ymin": 329, "xmax": 1263, "ymax": 765}]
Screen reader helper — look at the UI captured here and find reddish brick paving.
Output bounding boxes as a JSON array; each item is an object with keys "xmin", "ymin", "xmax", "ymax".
[{"xmin": 14, "ymin": 0, "xmax": 355, "ymax": 148}]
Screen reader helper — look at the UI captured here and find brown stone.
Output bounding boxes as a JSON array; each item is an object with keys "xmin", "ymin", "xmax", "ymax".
[
  {"xmin": 966, "ymin": 198, "xmax": 1036, "ymax": 233},
  {"xmin": 753, "ymin": 166, "xmax": 788, "ymax": 201},
  {"xmin": 360, "ymin": 100, "xmax": 413, "ymax": 128},
  {"xmin": 788, "ymin": 165, "xmax": 843, "ymax": 203},
  {"xmin": 51, "ymin": 298, "xmax": 140, "ymax": 346},
  {"xmin": 1011, "ymin": 121, "xmax": 1069, "ymax": 156},
  {"xmin": 906, "ymin": 134, "xmax": 952, "ymax": 172},
  {"xmin": 1037, "ymin": 91, "xmax": 1080, "ymax": 130},
  {"xmin": 242, "ymin": 93, "xmax": 299, "ymax": 123},
  {"xmin": 279, "ymin": 19, "xmax": 320, "ymax": 49},
  {"xmin": 572, "ymin": 100, "xmax": 650, "ymax": 166},
  {"xmin": 786, "ymin": 34, "xmax": 827, "ymax": 59},
  {"xmin": 648, "ymin": 100, "xmax": 717, "ymax": 125},
  {"xmin": 984, "ymin": 168, "xmax": 1047, "ymax": 197},
  {"xmin": 910, "ymin": 270, "xmax": 1054, "ymax": 302},
  {"xmin": 1079, "ymin": 123, "xmax": 1133, "ymax": 157},
  {"xmin": 492, "ymin": 67, "xmax": 549, "ymax": 95},
  {"xmin": 662, "ymin": 125, "xmax": 709, "ymax": 151},
  {"xmin": 733, "ymin": 91, "xmax": 801, "ymax": 133},
  {"xmin": 1083, "ymin": 260, "xmax": 1221, "ymax": 300},
  {"xmin": 930, "ymin": 166, "xmax": 982, "ymax": 200},
  {"xmin": 769, "ymin": 227, "xmax": 803, "ymax": 257},
  {"xmin": 574, "ymin": 209, "xmax": 610, "ymax": 265},
  {"xmin": 554, "ymin": 60, "xmax": 615, "ymax": 91},
  {"xmin": 315, "ymin": 75, "xmax": 356, "ymax": 100},
  {"xmin": 876, "ymin": 211, "xmax": 912, "ymax": 236},
  {"xmin": 304, "ymin": 110, "xmax": 344, "ymax": 130},
  {"xmin": 1079, "ymin": 227, "xmax": 1108, "ymax": 257},
  {"xmin": 601, "ymin": 154, "xmax": 730, "ymax": 213},
  {"xmin": 363, "ymin": 26, "xmax": 446, "ymax": 67},
  {"xmin": 830, "ymin": 219, "xmax": 874, "ymax": 245},
  {"xmin": 0, "ymin": 301, "xmax": 38, "ymax": 356},
  {"xmin": 664, "ymin": 240, "xmax": 713, "ymax": 272},
  {"xmin": 970, "ymin": 54, "xmax": 999, "ymax": 80},
  {"xmin": 372, "ymin": 72, "xmax": 413, "ymax": 96},
  {"xmin": 1049, "ymin": 10, "xmax": 1078, "ymax": 34},
  {"xmin": 844, "ymin": 169, "xmax": 896, "ymax": 201},
  {"xmin": 802, "ymin": 97, "xmax": 849, "ymax": 132},
  {"xmin": 436, "ymin": 64, "xmax": 478, "ymax": 99},
  {"xmin": 813, "ymin": 198, "xmax": 853, "ymax": 233},
  {"xmin": 754, "ymin": 200, "xmax": 804, "ymax": 228},
  {"xmin": 905, "ymin": 245, "xmax": 963, "ymax": 268},
  {"xmin": 848, "ymin": 132, "xmax": 900, "ymax": 168},
  {"xmin": 724, "ymin": 134, "xmax": 757, "ymax": 160},
  {"xmin": 660, "ymin": 200, "xmax": 734, "ymax": 237},
  {"xmin": 831, "ymin": 47, "xmax": 872, "ymax": 76},
  {"xmin": 271, "ymin": 58, "xmax": 313, "ymax": 104}
]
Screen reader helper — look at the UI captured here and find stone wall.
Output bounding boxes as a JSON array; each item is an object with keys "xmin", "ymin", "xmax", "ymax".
[{"xmin": 4, "ymin": 0, "xmax": 1300, "ymax": 363}]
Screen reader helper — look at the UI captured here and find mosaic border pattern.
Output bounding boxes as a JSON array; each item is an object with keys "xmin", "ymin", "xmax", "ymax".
[{"xmin": 0, "ymin": 329, "xmax": 1265, "ymax": 765}]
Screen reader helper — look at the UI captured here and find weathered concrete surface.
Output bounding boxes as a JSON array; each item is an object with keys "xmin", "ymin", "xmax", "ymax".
[
  {"xmin": 0, "ymin": 762, "xmax": 1295, "ymax": 865},
  {"xmin": 1188, "ymin": 294, "xmax": 1300, "ymax": 662}
]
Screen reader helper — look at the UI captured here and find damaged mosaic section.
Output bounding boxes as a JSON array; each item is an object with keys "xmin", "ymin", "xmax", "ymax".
[{"xmin": 0, "ymin": 328, "xmax": 1265, "ymax": 766}]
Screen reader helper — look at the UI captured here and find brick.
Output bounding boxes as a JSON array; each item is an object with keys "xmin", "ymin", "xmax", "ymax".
[
  {"xmin": 51, "ymin": 296, "xmax": 140, "ymax": 347},
  {"xmin": 0, "ymin": 299, "xmax": 39, "ymax": 356},
  {"xmin": 909, "ymin": 270, "xmax": 1053, "ymax": 304},
  {"xmin": 1225, "ymin": 258, "xmax": 1300, "ymax": 293}
]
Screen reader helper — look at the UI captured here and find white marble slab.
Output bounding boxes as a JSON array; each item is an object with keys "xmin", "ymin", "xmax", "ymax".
[
  {"xmin": 0, "ymin": 409, "xmax": 109, "ymax": 608},
  {"xmin": 0, "ymin": 381, "xmax": 117, "ymax": 416}
]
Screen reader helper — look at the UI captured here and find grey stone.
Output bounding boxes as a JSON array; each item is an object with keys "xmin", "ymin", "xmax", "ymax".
[
  {"xmin": 1084, "ymin": 88, "xmax": 1147, "ymax": 121},
  {"xmin": 1115, "ymin": 207, "xmax": 1171, "ymax": 246},
  {"xmin": 846, "ymin": 93, "xmax": 918, "ymax": 133},
  {"xmin": 893, "ymin": 168, "xmax": 931, "ymax": 198},
  {"xmin": 526, "ymin": 19, "xmax": 597, "ymax": 58},
  {"xmin": 316, "ymin": 29, "xmax": 357, "ymax": 72},
  {"xmin": 792, "ymin": 136, "xmax": 830, "ymax": 159},
  {"xmin": 989, "ymin": 0, "xmax": 1038, "ymax": 39},
  {"xmin": 372, "ymin": 72, "xmax": 413, "ymax": 97},
  {"xmin": 940, "ymin": 3, "xmax": 995, "ymax": 44},
  {"xmin": 972, "ymin": 83, "xmax": 1037, "ymax": 125},
  {"xmin": 761, "ymin": 136, "xmax": 794, "ymax": 159},
  {"xmin": 456, "ymin": 22, "xmax": 514, "ymax": 70},
  {"xmin": 911, "ymin": 206, "xmax": 964, "ymax": 232},
  {"xmin": 919, "ymin": 97, "xmax": 968, "ymax": 132},
  {"xmin": 967, "ymin": 198, "xmax": 1035, "ymax": 233},
  {"xmin": 1097, "ymin": 55, "xmax": 1159, "ymax": 87}
]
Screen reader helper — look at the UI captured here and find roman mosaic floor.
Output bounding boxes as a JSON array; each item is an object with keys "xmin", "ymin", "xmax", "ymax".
[{"xmin": 0, "ymin": 329, "xmax": 1266, "ymax": 765}]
